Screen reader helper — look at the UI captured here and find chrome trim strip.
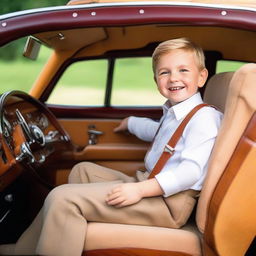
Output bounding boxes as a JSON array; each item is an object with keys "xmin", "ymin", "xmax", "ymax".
[
  {"xmin": 0, "ymin": 210, "xmax": 11, "ymax": 223},
  {"xmin": 0, "ymin": 1, "xmax": 255, "ymax": 20}
]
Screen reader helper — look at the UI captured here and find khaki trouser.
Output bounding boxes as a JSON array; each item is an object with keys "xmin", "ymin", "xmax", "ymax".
[{"xmin": 12, "ymin": 162, "xmax": 179, "ymax": 256}]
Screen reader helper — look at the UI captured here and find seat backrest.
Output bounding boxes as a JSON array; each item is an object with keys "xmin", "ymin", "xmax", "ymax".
[
  {"xmin": 203, "ymin": 71, "xmax": 234, "ymax": 113},
  {"xmin": 204, "ymin": 112, "xmax": 256, "ymax": 256},
  {"xmin": 196, "ymin": 64, "xmax": 256, "ymax": 235}
]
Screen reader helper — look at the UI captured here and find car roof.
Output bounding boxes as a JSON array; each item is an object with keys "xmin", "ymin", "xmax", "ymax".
[
  {"xmin": 68, "ymin": 0, "xmax": 256, "ymax": 9},
  {"xmin": 0, "ymin": 0, "xmax": 255, "ymax": 63}
]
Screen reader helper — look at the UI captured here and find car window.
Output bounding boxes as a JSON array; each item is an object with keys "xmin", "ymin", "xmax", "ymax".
[
  {"xmin": 0, "ymin": 38, "xmax": 51, "ymax": 94},
  {"xmin": 48, "ymin": 58, "xmax": 248, "ymax": 108},
  {"xmin": 111, "ymin": 57, "xmax": 165, "ymax": 106},
  {"xmin": 47, "ymin": 57, "xmax": 165, "ymax": 107},
  {"xmin": 47, "ymin": 60, "xmax": 108, "ymax": 106}
]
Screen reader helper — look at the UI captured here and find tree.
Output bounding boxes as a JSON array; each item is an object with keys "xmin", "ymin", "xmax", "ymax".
[{"xmin": 0, "ymin": 0, "xmax": 67, "ymax": 15}]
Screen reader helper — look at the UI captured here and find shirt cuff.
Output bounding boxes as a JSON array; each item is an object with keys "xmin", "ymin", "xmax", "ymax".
[{"xmin": 155, "ymin": 171, "xmax": 181, "ymax": 197}]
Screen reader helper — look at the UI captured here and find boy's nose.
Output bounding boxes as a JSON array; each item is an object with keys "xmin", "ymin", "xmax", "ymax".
[{"xmin": 169, "ymin": 72, "xmax": 179, "ymax": 82}]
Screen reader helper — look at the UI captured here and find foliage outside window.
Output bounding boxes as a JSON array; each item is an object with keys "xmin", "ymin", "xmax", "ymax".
[
  {"xmin": 47, "ymin": 57, "xmax": 166, "ymax": 106},
  {"xmin": 111, "ymin": 57, "xmax": 165, "ymax": 106},
  {"xmin": 0, "ymin": 0, "xmax": 67, "ymax": 15},
  {"xmin": 216, "ymin": 60, "xmax": 246, "ymax": 73},
  {"xmin": 0, "ymin": 38, "xmax": 51, "ymax": 94},
  {"xmin": 47, "ymin": 60, "xmax": 107, "ymax": 106}
]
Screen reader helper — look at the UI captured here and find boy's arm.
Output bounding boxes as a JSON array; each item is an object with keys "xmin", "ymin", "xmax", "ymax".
[
  {"xmin": 114, "ymin": 116, "xmax": 159, "ymax": 142},
  {"xmin": 106, "ymin": 179, "xmax": 163, "ymax": 208}
]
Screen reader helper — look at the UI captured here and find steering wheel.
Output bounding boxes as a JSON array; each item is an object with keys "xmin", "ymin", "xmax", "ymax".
[{"xmin": 0, "ymin": 90, "xmax": 73, "ymax": 188}]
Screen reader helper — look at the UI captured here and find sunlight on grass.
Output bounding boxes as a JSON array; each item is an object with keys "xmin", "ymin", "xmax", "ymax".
[
  {"xmin": 47, "ymin": 87, "xmax": 166, "ymax": 106},
  {"xmin": 111, "ymin": 89, "xmax": 165, "ymax": 105}
]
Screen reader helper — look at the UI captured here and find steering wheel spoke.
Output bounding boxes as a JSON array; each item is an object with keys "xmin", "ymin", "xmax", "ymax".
[
  {"xmin": 15, "ymin": 109, "xmax": 34, "ymax": 143},
  {"xmin": 0, "ymin": 90, "xmax": 73, "ymax": 188},
  {"xmin": 16, "ymin": 142, "xmax": 36, "ymax": 163}
]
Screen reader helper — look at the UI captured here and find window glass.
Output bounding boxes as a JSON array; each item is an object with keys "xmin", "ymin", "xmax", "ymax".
[
  {"xmin": 0, "ymin": 37, "xmax": 51, "ymax": 94},
  {"xmin": 111, "ymin": 57, "xmax": 165, "ymax": 106},
  {"xmin": 216, "ymin": 60, "xmax": 247, "ymax": 73},
  {"xmin": 47, "ymin": 60, "xmax": 107, "ymax": 105}
]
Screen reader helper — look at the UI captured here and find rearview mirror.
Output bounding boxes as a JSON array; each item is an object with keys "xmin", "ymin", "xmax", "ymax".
[{"xmin": 23, "ymin": 36, "xmax": 41, "ymax": 60}]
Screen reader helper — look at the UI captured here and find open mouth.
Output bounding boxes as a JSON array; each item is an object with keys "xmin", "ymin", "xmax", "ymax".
[{"xmin": 168, "ymin": 86, "xmax": 185, "ymax": 91}]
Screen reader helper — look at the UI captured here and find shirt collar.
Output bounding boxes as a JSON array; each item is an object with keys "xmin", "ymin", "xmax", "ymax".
[{"xmin": 163, "ymin": 92, "xmax": 204, "ymax": 120}]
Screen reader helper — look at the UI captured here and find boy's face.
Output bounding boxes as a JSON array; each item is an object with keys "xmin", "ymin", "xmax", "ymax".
[{"xmin": 154, "ymin": 49, "xmax": 208, "ymax": 105}]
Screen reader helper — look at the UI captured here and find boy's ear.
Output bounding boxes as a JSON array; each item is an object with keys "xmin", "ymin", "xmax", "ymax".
[{"xmin": 198, "ymin": 68, "xmax": 208, "ymax": 88}]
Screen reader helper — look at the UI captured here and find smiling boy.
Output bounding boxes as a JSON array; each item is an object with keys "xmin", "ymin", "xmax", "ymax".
[
  {"xmin": 109, "ymin": 38, "xmax": 221, "ymax": 206},
  {"xmin": 0, "ymin": 38, "xmax": 222, "ymax": 256}
]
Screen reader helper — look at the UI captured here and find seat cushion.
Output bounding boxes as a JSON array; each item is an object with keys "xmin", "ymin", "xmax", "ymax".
[{"xmin": 84, "ymin": 222, "xmax": 202, "ymax": 256}]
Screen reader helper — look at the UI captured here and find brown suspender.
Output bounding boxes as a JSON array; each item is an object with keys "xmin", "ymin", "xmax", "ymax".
[{"xmin": 148, "ymin": 103, "xmax": 210, "ymax": 179}]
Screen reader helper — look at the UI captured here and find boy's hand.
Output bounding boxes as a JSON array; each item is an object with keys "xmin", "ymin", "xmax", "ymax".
[
  {"xmin": 106, "ymin": 183, "xmax": 143, "ymax": 207},
  {"xmin": 106, "ymin": 179, "xmax": 163, "ymax": 208},
  {"xmin": 113, "ymin": 117, "xmax": 129, "ymax": 133}
]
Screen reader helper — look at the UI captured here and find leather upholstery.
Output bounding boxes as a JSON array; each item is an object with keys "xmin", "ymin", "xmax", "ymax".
[
  {"xmin": 203, "ymin": 71, "xmax": 234, "ymax": 112},
  {"xmin": 84, "ymin": 64, "xmax": 256, "ymax": 255},
  {"xmin": 85, "ymin": 222, "xmax": 202, "ymax": 256},
  {"xmin": 197, "ymin": 64, "xmax": 256, "ymax": 233}
]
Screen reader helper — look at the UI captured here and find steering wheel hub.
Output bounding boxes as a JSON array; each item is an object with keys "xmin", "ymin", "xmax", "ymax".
[{"xmin": 30, "ymin": 125, "xmax": 45, "ymax": 146}]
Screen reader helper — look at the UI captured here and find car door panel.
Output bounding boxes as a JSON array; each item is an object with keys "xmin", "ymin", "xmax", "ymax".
[
  {"xmin": 58, "ymin": 118, "xmax": 149, "ymax": 175},
  {"xmin": 47, "ymin": 106, "xmax": 161, "ymax": 184}
]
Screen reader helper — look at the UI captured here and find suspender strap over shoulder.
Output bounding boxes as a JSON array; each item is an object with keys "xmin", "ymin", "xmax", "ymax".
[{"xmin": 148, "ymin": 103, "xmax": 210, "ymax": 179}]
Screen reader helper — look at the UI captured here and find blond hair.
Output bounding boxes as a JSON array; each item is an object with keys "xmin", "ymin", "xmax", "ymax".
[{"xmin": 152, "ymin": 38, "xmax": 205, "ymax": 73}]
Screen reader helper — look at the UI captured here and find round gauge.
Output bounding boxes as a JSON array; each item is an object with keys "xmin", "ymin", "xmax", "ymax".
[{"xmin": 37, "ymin": 113, "xmax": 49, "ymax": 130}]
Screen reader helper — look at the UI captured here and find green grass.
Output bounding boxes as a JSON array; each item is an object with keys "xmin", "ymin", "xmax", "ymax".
[
  {"xmin": 0, "ymin": 44, "xmax": 52, "ymax": 93},
  {"xmin": 113, "ymin": 58, "xmax": 155, "ymax": 90},
  {"xmin": 57, "ymin": 60, "xmax": 109, "ymax": 89},
  {"xmin": 216, "ymin": 60, "xmax": 245, "ymax": 73},
  {"xmin": 0, "ymin": 61, "xmax": 41, "ymax": 92},
  {"xmin": 56, "ymin": 57, "xmax": 155, "ymax": 90}
]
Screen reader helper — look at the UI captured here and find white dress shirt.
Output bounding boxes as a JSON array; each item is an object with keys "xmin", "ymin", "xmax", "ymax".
[{"xmin": 128, "ymin": 93, "xmax": 223, "ymax": 197}]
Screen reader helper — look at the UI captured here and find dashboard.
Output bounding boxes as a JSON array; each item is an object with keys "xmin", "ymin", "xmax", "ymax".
[{"xmin": 0, "ymin": 91, "xmax": 72, "ymax": 191}]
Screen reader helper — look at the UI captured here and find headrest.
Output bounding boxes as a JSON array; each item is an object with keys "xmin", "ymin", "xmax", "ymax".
[
  {"xmin": 203, "ymin": 72, "xmax": 234, "ymax": 112},
  {"xmin": 197, "ymin": 63, "xmax": 256, "ymax": 233}
]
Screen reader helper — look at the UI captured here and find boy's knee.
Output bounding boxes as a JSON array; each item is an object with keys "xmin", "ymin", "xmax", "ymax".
[
  {"xmin": 68, "ymin": 162, "xmax": 95, "ymax": 183},
  {"xmin": 43, "ymin": 185, "xmax": 84, "ymax": 217},
  {"xmin": 70, "ymin": 162, "xmax": 96, "ymax": 175},
  {"xmin": 44, "ymin": 185, "xmax": 70, "ymax": 207},
  {"xmin": 72, "ymin": 161, "xmax": 94, "ymax": 171}
]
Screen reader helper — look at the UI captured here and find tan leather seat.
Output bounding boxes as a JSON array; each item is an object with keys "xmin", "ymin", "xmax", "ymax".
[{"xmin": 83, "ymin": 64, "xmax": 256, "ymax": 256}]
